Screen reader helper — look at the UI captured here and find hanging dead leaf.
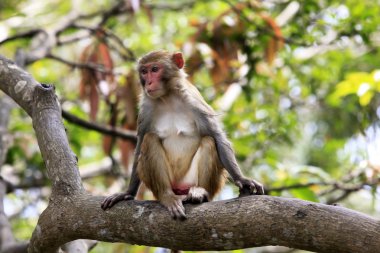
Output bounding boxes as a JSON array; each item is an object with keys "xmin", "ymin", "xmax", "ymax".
[
  {"xmin": 102, "ymin": 100, "xmax": 119, "ymax": 156},
  {"xmin": 141, "ymin": 3, "xmax": 154, "ymax": 23},
  {"xmin": 116, "ymin": 71, "xmax": 140, "ymax": 171},
  {"xmin": 186, "ymin": 49, "xmax": 203, "ymax": 82},
  {"xmin": 260, "ymin": 13, "xmax": 284, "ymax": 65},
  {"xmin": 186, "ymin": 4, "xmax": 245, "ymax": 89},
  {"xmin": 118, "ymin": 122, "xmax": 136, "ymax": 171},
  {"xmin": 186, "ymin": 2, "xmax": 284, "ymax": 88},
  {"xmin": 79, "ymin": 29, "xmax": 115, "ymax": 121},
  {"xmin": 101, "ymin": 71, "xmax": 140, "ymax": 172}
]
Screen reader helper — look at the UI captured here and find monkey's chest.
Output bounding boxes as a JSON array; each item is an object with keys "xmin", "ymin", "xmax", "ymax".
[
  {"xmin": 154, "ymin": 110, "xmax": 198, "ymax": 137},
  {"xmin": 152, "ymin": 110, "xmax": 201, "ymax": 171}
]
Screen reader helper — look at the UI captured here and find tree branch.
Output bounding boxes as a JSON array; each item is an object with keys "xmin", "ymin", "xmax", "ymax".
[
  {"xmin": 0, "ymin": 29, "xmax": 43, "ymax": 46},
  {"xmin": 29, "ymin": 194, "xmax": 380, "ymax": 253},
  {"xmin": 62, "ymin": 109, "xmax": 137, "ymax": 142},
  {"xmin": 0, "ymin": 58, "xmax": 38, "ymax": 116}
]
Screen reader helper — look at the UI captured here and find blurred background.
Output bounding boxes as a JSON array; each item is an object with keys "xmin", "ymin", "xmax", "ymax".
[{"xmin": 0, "ymin": 0, "xmax": 379, "ymax": 252}]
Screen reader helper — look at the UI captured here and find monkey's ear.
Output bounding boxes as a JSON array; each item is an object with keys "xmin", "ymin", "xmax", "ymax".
[{"xmin": 172, "ymin": 52, "xmax": 184, "ymax": 69}]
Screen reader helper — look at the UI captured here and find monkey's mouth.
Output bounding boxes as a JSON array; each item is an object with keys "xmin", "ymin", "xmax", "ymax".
[
  {"xmin": 147, "ymin": 89, "xmax": 161, "ymax": 95},
  {"xmin": 147, "ymin": 89, "xmax": 157, "ymax": 93}
]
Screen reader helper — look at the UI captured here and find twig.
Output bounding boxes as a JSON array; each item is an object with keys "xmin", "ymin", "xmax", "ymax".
[
  {"xmin": 68, "ymin": 25, "xmax": 136, "ymax": 61},
  {"xmin": 0, "ymin": 29, "xmax": 44, "ymax": 46},
  {"xmin": 145, "ymin": 1, "xmax": 196, "ymax": 11},
  {"xmin": 46, "ymin": 53, "xmax": 114, "ymax": 73},
  {"xmin": 266, "ymin": 182, "xmax": 331, "ymax": 193},
  {"xmin": 62, "ymin": 109, "xmax": 137, "ymax": 142},
  {"xmin": 221, "ymin": 0, "xmax": 308, "ymax": 46}
]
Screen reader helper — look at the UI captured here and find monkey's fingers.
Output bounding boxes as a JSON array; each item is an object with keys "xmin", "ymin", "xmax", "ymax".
[
  {"xmin": 101, "ymin": 193, "xmax": 131, "ymax": 210},
  {"xmin": 101, "ymin": 197, "xmax": 113, "ymax": 210},
  {"xmin": 236, "ymin": 177, "xmax": 265, "ymax": 196},
  {"xmin": 124, "ymin": 195, "xmax": 135, "ymax": 201},
  {"xmin": 238, "ymin": 185, "xmax": 252, "ymax": 197},
  {"xmin": 246, "ymin": 180, "xmax": 264, "ymax": 195},
  {"xmin": 235, "ymin": 181, "xmax": 243, "ymax": 189},
  {"xmin": 168, "ymin": 202, "xmax": 186, "ymax": 220},
  {"xmin": 252, "ymin": 180, "xmax": 265, "ymax": 195},
  {"xmin": 101, "ymin": 197, "xmax": 119, "ymax": 210}
]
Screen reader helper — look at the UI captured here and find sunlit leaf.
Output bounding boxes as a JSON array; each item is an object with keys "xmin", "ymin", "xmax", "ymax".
[
  {"xmin": 290, "ymin": 188, "xmax": 319, "ymax": 202},
  {"xmin": 358, "ymin": 90, "xmax": 374, "ymax": 106}
]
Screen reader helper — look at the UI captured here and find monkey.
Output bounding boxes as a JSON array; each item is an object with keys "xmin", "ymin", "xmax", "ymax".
[{"xmin": 101, "ymin": 50, "xmax": 264, "ymax": 219}]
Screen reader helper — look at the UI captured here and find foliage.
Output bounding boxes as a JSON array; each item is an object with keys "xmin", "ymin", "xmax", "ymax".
[{"xmin": 0, "ymin": 0, "xmax": 379, "ymax": 252}]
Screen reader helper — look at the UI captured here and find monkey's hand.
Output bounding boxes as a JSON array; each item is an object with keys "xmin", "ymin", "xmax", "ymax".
[
  {"xmin": 235, "ymin": 177, "xmax": 264, "ymax": 196},
  {"xmin": 101, "ymin": 192, "xmax": 134, "ymax": 210}
]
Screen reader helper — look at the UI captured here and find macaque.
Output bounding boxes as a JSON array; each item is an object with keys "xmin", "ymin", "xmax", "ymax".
[{"xmin": 101, "ymin": 50, "xmax": 264, "ymax": 219}]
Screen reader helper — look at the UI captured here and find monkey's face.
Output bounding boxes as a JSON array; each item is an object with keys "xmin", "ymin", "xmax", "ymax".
[{"xmin": 139, "ymin": 62, "xmax": 167, "ymax": 99}]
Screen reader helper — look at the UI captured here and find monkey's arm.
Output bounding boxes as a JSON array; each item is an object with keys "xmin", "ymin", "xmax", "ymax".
[
  {"xmin": 214, "ymin": 131, "xmax": 264, "ymax": 195},
  {"xmin": 101, "ymin": 139, "xmax": 142, "ymax": 210},
  {"xmin": 199, "ymin": 114, "xmax": 264, "ymax": 195}
]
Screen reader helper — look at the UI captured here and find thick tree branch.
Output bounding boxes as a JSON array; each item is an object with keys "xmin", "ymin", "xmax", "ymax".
[
  {"xmin": 0, "ymin": 96, "xmax": 13, "ymax": 165},
  {"xmin": 29, "ymin": 194, "xmax": 380, "ymax": 253},
  {"xmin": 0, "ymin": 58, "xmax": 38, "ymax": 116}
]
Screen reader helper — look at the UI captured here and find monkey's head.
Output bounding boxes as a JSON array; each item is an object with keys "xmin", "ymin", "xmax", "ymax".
[{"xmin": 137, "ymin": 50, "xmax": 185, "ymax": 99}]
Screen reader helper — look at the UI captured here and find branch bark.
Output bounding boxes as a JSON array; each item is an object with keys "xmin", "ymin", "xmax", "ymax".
[
  {"xmin": 0, "ymin": 54, "xmax": 379, "ymax": 253},
  {"xmin": 27, "ymin": 194, "xmax": 380, "ymax": 253}
]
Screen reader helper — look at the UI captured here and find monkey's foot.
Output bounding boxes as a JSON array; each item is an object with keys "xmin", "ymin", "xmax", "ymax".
[
  {"xmin": 161, "ymin": 193, "xmax": 186, "ymax": 220},
  {"xmin": 183, "ymin": 186, "xmax": 209, "ymax": 204}
]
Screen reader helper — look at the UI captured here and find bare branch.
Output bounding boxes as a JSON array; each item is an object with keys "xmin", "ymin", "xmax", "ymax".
[
  {"xmin": 145, "ymin": 1, "xmax": 196, "ymax": 11},
  {"xmin": 68, "ymin": 25, "xmax": 136, "ymax": 61},
  {"xmin": 266, "ymin": 182, "xmax": 330, "ymax": 193},
  {"xmin": 46, "ymin": 53, "xmax": 114, "ymax": 73},
  {"xmin": 0, "ymin": 29, "xmax": 43, "ymax": 46},
  {"xmin": 62, "ymin": 109, "xmax": 137, "ymax": 142}
]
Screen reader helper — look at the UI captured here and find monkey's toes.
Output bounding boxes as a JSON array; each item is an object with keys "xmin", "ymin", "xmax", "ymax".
[
  {"xmin": 168, "ymin": 203, "xmax": 186, "ymax": 220},
  {"xmin": 183, "ymin": 187, "xmax": 209, "ymax": 204}
]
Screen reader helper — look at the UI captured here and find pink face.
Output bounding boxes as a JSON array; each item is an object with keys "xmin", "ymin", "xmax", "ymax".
[{"xmin": 139, "ymin": 62, "xmax": 166, "ymax": 98}]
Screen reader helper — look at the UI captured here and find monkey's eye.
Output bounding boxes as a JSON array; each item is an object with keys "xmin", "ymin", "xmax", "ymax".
[
  {"xmin": 141, "ymin": 69, "xmax": 148, "ymax": 75},
  {"xmin": 151, "ymin": 66, "xmax": 159, "ymax": 72}
]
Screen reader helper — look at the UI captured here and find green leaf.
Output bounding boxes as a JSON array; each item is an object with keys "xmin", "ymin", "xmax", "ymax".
[{"xmin": 290, "ymin": 188, "xmax": 319, "ymax": 202}]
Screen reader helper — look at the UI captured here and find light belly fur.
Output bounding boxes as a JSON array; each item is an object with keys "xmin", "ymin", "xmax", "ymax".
[
  {"xmin": 152, "ymin": 97, "xmax": 201, "ymax": 186},
  {"xmin": 162, "ymin": 134, "xmax": 200, "ymax": 184}
]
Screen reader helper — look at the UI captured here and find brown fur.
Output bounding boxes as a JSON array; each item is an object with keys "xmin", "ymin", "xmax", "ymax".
[
  {"xmin": 137, "ymin": 132, "xmax": 172, "ymax": 199},
  {"xmin": 137, "ymin": 133, "xmax": 225, "ymax": 201},
  {"xmin": 193, "ymin": 136, "xmax": 226, "ymax": 199}
]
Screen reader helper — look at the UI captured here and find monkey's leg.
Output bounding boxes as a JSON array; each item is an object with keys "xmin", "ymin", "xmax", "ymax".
[
  {"xmin": 184, "ymin": 136, "xmax": 226, "ymax": 204},
  {"xmin": 137, "ymin": 133, "xmax": 186, "ymax": 219}
]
